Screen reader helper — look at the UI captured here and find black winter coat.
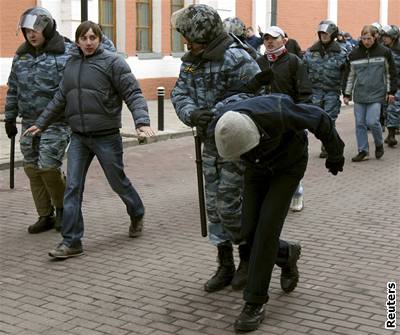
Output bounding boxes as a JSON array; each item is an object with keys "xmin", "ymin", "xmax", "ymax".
[{"xmin": 36, "ymin": 46, "xmax": 149, "ymax": 134}]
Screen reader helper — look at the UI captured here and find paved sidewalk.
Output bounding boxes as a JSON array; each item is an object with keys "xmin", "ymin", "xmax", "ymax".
[
  {"xmin": 0, "ymin": 106, "xmax": 399, "ymax": 335},
  {"xmin": 0, "ymin": 99, "xmax": 191, "ymax": 170}
]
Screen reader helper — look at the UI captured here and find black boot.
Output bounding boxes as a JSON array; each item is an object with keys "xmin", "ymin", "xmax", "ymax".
[
  {"xmin": 204, "ymin": 241, "xmax": 235, "ymax": 292},
  {"xmin": 231, "ymin": 243, "xmax": 250, "ymax": 290},
  {"xmin": 386, "ymin": 128, "xmax": 398, "ymax": 147},
  {"xmin": 54, "ymin": 208, "xmax": 63, "ymax": 232},
  {"xmin": 234, "ymin": 302, "xmax": 265, "ymax": 332},
  {"xmin": 28, "ymin": 215, "xmax": 55, "ymax": 234},
  {"xmin": 280, "ymin": 242, "xmax": 301, "ymax": 293}
]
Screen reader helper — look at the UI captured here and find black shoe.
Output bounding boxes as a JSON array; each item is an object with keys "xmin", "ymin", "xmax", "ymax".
[
  {"xmin": 204, "ymin": 242, "xmax": 235, "ymax": 292},
  {"xmin": 129, "ymin": 216, "xmax": 144, "ymax": 237},
  {"xmin": 351, "ymin": 151, "xmax": 369, "ymax": 162},
  {"xmin": 28, "ymin": 216, "xmax": 55, "ymax": 234},
  {"xmin": 234, "ymin": 303, "xmax": 265, "ymax": 332},
  {"xmin": 281, "ymin": 242, "xmax": 301, "ymax": 293},
  {"xmin": 375, "ymin": 145, "xmax": 384, "ymax": 159}
]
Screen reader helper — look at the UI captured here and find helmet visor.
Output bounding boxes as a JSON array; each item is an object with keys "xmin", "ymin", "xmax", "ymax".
[
  {"xmin": 19, "ymin": 13, "xmax": 48, "ymax": 32},
  {"xmin": 318, "ymin": 23, "xmax": 331, "ymax": 33}
]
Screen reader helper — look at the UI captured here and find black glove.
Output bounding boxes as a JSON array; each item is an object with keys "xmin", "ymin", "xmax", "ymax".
[
  {"xmin": 247, "ymin": 69, "xmax": 274, "ymax": 92},
  {"xmin": 325, "ymin": 156, "xmax": 345, "ymax": 175},
  {"xmin": 190, "ymin": 109, "xmax": 214, "ymax": 128},
  {"xmin": 5, "ymin": 120, "xmax": 18, "ymax": 139}
]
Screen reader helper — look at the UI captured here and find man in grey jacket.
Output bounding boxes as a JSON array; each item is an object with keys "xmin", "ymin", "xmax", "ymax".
[{"xmin": 25, "ymin": 21, "xmax": 155, "ymax": 258}]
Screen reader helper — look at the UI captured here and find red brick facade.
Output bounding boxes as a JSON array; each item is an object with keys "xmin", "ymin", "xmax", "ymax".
[
  {"xmin": 0, "ymin": 0, "xmax": 398, "ymax": 112},
  {"xmin": 277, "ymin": 0, "xmax": 328, "ymax": 49}
]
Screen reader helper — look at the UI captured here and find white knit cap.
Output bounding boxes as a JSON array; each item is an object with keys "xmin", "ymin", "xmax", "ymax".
[{"xmin": 215, "ymin": 111, "xmax": 260, "ymax": 160}]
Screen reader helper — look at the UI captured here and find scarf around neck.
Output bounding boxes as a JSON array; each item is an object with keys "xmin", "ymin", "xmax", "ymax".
[{"xmin": 265, "ymin": 45, "xmax": 287, "ymax": 62}]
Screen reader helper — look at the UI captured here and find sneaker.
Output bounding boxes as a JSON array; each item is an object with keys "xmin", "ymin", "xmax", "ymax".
[
  {"xmin": 281, "ymin": 242, "xmax": 301, "ymax": 293},
  {"xmin": 129, "ymin": 216, "xmax": 144, "ymax": 237},
  {"xmin": 49, "ymin": 242, "xmax": 84, "ymax": 259},
  {"xmin": 28, "ymin": 216, "xmax": 55, "ymax": 234},
  {"xmin": 234, "ymin": 303, "xmax": 265, "ymax": 332},
  {"xmin": 375, "ymin": 145, "xmax": 384, "ymax": 159},
  {"xmin": 351, "ymin": 151, "xmax": 369, "ymax": 162},
  {"xmin": 290, "ymin": 195, "xmax": 304, "ymax": 212}
]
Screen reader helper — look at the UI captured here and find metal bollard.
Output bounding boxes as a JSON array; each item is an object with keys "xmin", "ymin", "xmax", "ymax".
[{"xmin": 157, "ymin": 86, "xmax": 165, "ymax": 131}]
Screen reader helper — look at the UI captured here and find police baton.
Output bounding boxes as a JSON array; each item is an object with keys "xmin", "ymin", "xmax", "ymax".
[
  {"xmin": 194, "ymin": 131, "xmax": 207, "ymax": 237},
  {"xmin": 10, "ymin": 135, "xmax": 15, "ymax": 189}
]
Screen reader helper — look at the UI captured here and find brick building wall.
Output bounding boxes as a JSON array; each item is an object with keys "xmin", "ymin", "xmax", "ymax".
[
  {"xmin": 388, "ymin": 0, "xmax": 400, "ymax": 26},
  {"xmin": 236, "ymin": 0, "xmax": 252, "ymax": 28},
  {"xmin": 277, "ymin": 0, "xmax": 328, "ymax": 50},
  {"xmin": 338, "ymin": 0, "xmax": 380, "ymax": 40},
  {"xmin": 1, "ymin": 0, "xmax": 398, "ymax": 112}
]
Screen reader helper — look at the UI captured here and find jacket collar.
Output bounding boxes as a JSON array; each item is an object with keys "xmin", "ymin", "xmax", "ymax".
[
  {"xmin": 309, "ymin": 40, "xmax": 342, "ymax": 53},
  {"xmin": 16, "ymin": 31, "xmax": 66, "ymax": 56},
  {"xmin": 181, "ymin": 33, "xmax": 234, "ymax": 62}
]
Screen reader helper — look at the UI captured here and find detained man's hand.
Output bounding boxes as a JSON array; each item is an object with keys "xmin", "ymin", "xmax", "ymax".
[
  {"xmin": 23, "ymin": 125, "xmax": 42, "ymax": 137},
  {"xmin": 136, "ymin": 126, "xmax": 155, "ymax": 137}
]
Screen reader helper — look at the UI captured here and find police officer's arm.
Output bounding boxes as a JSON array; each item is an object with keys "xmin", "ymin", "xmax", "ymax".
[
  {"xmin": 171, "ymin": 64, "xmax": 200, "ymax": 127},
  {"xmin": 281, "ymin": 99, "xmax": 345, "ymax": 161},
  {"xmin": 4, "ymin": 57, "xmax": 19, "ymax": 122},
  {"xmin": 25, "ymin": 80, "xmax": 67, "ymax": 135}
]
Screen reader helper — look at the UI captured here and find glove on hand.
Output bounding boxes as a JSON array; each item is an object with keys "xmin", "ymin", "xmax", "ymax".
[
  {"xmin": 190, "ymin": 109, "xmax": 214, "ymax": 128},
  {"xmin": 247, "ymin": 69, "xmax": 274, "ymax": 92},
  {"xmin": 5, "ymin": 120, "xmax": 18, "ymax": 139},
  {"xmin": 325, "ymin": 156, "xmax": 345, "ymax": 175},
  {"xmin": 254, "ymin": 68, "xmax": 274, "ymax": 86}
]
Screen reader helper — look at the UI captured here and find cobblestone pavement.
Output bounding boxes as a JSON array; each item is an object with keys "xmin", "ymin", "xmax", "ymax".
[{"xmin": 0, "ymin": 108, "xmax": 399, "ymax": 335}]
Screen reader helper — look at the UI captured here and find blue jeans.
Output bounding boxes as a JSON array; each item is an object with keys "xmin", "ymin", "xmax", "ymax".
[
  {"xmin": 61, "ymin": 133, "xmax": 144, "ymax": 246},
  {"xmin": 354, "ymin": 102, "xmax": 383, "ymax": 153}
]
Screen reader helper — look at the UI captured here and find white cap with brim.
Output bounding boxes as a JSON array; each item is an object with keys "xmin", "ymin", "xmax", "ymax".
[
  {"xmin": 215, "ymin": 111, "xmax": 260, "ymax": 160},
  {"xmin": 263, "ymin": 26, "xmax": 285, "ymax": 38}
]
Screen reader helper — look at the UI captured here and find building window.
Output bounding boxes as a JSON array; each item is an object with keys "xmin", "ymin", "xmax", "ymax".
[
  {"xmin": 136, "ymin": 0, "xmax": 152, "ymax": 52},
  {"xmin": 99, "ymin": 0, "xmax": 116, "ymax": 44},
  {"xmin": 171, "ymin": 0, "xmax": 184, "ymax": 52}
]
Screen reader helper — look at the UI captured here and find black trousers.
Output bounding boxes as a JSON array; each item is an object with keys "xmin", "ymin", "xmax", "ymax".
[{"xmin": 242, "ymin": 158, "xmax": 307, "ymax": 304}]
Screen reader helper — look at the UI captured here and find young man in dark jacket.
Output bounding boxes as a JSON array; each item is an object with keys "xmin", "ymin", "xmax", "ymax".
[
  {"xmin": 256, "ymin": 25, "xmax": 312, "ymax": 212},
  {"xmin": 211, "ymin": 94, "xmax": 345, "ymax": 332},
  {"xmin": 344, "ymin": 25, "xmax": 397, "ymax": 161},
  {"xmin": 25, "ymin": 21, "xmax": 155, "ymax": 258}
]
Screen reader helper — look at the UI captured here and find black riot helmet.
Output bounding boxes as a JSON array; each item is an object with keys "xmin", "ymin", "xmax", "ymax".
[
  {"xmin": 19, "ymin": 7, "xmax": 56, "ymax": 39},
  {"xmin": 171, "ymin": 4, "xmax": 224, "ymax": 44},
  {"xmin": 317, "ymin": 20, "xmax": 339, "ymax": 40},
  {"xmin": 382, "ymin": 24, "xmax": 400, "ymax": 41}
]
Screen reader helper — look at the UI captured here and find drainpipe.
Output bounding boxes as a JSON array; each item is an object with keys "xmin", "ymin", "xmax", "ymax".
[
  {"xmin": 271, "ymin": 0, "xmax": 277, "ymax": 26},
  {"xmin": 81, "ymin": 0, "xmax": 88, "ymax": 22}
]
